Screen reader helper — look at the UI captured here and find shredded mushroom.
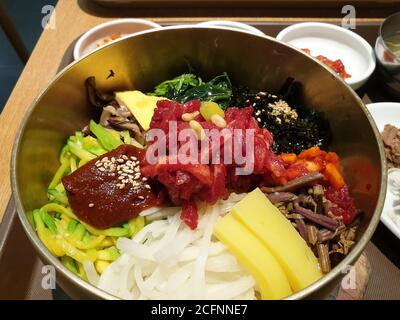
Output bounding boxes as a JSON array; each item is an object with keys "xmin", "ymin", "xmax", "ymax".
[
  {"xmin": 262, "ymin": 174, "xmax": 359, "ymax": 272},
  {"xmin": 85, "ymin": 76, "xmax": 146, "ymax": 145}
]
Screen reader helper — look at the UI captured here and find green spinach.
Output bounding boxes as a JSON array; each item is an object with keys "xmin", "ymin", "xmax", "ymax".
[{"xmin": 148, "ymin": 73, "xmax": 232, "ymax": 108}]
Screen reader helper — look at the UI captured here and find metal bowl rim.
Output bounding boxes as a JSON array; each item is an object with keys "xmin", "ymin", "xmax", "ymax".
[
  {"xmin": 377, "ymin": 11, "xmax": 400, "ymax": 64},
  {"xmin": 10, "ymin": 25, "xmax": 387, "ymax": 300}
]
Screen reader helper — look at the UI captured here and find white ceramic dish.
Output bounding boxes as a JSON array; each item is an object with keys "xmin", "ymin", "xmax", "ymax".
[
  {"xmin": 367, "ymin": 102, "xmax": 400, "ymax": 240},
  {"xmin": 73, "ymin": 19, "xmax": 161, "ymax": 60},
  {"xmin": 276, "ymin": 22, "xmax": 376, "ymax": 90},
  {"xmin": 197, "ymin": 20, "xmax": 265, "ymax": 36}
]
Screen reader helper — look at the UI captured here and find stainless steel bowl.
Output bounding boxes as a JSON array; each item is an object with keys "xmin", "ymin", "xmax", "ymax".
[
  {"xmin": 11, "ymin": 26, "xmax": 386, "ymax": 299},
  {"xmin": 375, "ymin": 12, "xmax": 400, "ymax": 98}
]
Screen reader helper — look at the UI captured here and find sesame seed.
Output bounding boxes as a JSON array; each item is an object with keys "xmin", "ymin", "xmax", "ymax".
[
  {"xmin": 134, "ymin": 167, "xmax": 140, "ymax": 173},
  {"xmin": 145, "ymin": 184, "xmax": 151, "ymax": 189},
  {"xmin": 257, "ymin": 117, "xmax": 261, "ymax": 122},
  {"xmin": 117, "ymin": 158, "xmax": 124, "ymax": 163},
  {"xmin": 130, "ymin": 156, "xmax": 137, "ymax": 161},
  {"xmin": 142, "ymin": 177, "xmax": 148, "ymax": 181},
  {"xmin": 98, "ymin": 167, "xmax": 106, "ymax": 172},
  {"xmin": 88, "ymin": 203, "xmax": 94, "ymax": 207},
  {"xmin": 118, "ymin": 176, "xmax": 124, "ymax": 180},
  {"xmin": 119, "ymin": 184, "xmax": 125, "ymax": 189},
  {"xmin": 138, "ymin": 196, "xmax": 144, "ymax": 200},
  {"xmin": 122, "ymin": 155, "xmax": 128, "ymax": 160}
]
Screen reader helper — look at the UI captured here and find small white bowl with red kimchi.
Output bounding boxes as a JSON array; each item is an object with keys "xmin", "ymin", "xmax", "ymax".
[{"xmin": 276, "ymin": 22, "xmax": 376, "ymax": 90}]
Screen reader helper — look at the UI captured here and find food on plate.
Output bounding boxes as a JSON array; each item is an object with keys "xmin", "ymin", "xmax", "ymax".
[
  {"xmin": 148, "ymin": 73, "xmax": 232, "ymax": 108},
  {"xmin": 381, "ymin": 124, "xmax": 400, "ymax": 168},
  {"xmin": 96, "ymin": 33, "xmax": 123, "ymax": 47},
  {"xmin": 85, "ymin": 77, "xmax": 147, "ymax": 146},
  {"xmin": 62, "ymin": 143, "xmax": 161, "ymax": 229},
  {"xmin": 99, "ymin": 197, "xmax": 259, "ymax": 299},
  {"xmin": 302, "ymin": 48, "xmax": 351, "ymax": 80},
  {"xmin": 231, "ymin": 78, "xmax": 331, "ymax": 154},
  {"xmin": 30, "ymin": 72, "xmax": 361, "ymax": 299},
  {"xmin": 229, "ymin": 188, "xmax": 322, "ymax": 291},
  {"xmin": 214, "ymin": 211, "xmax": 293, "ymax": 299},
  {"xmin": 115, "ymin": 91, "xmax": 165, "ymax": 131},
  {"xmin": 215, "ymin": 188, "xmax": 322, "ymax": 295},
  {"xmin": 262, "ymin": 173, "xmax": 358, "ymax": 272},
  {"xmin": 387, "ymin": 168, "xmax": 400, "ymax": 227}
]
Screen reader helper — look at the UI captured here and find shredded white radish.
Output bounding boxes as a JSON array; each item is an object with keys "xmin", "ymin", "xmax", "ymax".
[
  {"xmin": 191, "ymin": 204, "xmax": 219, "ymax": 298},
  {"xmin": 143, "ymin": 207, "xmax": 181, "ymax": 222},
  {"xmin": 139, "ymin": 207, "xmax": 162, "ymax": 216},
  {"xmin": 83, "ymin": 261, "xmax": 100, "ymax": 286},
  {"xmin": 98, "ymin": 193, "xmax": 257, "ymax": 300}
]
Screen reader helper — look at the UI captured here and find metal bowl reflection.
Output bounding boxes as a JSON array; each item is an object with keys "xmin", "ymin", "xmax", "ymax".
[{"xmin": 11, "ymin": 26, "xmax": 386, "ymax": 299}]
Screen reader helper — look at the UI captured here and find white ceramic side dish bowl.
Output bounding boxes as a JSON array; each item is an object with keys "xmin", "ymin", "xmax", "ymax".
[
  {"xmin": 196, "ymin": 20, "xmax": 265, "ymax": 36},
  {"xmin": 367, "ymin": 102, "xmax": 400, "ymax": 240},
  {"xmin": 73, "ymin": 19, "xmax": 161, "ymax": 60},
  {"xmin": 277, "ymin": 22, "xmax": 376, "ymax": 90}
]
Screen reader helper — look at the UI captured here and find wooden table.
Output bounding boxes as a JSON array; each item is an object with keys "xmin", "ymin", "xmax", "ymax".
[{"xmin": 0, "ymin": 0, "xmax": 399, "ymax": 300}]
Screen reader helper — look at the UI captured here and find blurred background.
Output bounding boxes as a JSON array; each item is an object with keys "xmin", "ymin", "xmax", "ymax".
[{"xmin": 0, "ymin": 0, "xmax": 57, "ymax": 110}]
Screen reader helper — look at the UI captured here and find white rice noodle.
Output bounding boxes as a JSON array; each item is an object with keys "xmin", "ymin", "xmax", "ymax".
[
  {"xmin": 205, "ymin": 254, "xmax": 242, "ymax": 272},
  {"xmin": 140, "ymin": 206, "xmax": 180, "ymax": 220},
  {"xmin": 131, "ymin": 220, "xmax": 168, "ymax": 243},
  {"xmin": 98, "ymin": 193, "xmax": 257, "ymax": 300},
  {"xmin": 139, "ymin": 206, "xmax": 162, "ymax": 216},
  {"xmin": 83, "ymin": 260, "xmax": 100, "ymax": 287},
  {"xmin": 205, "ymin": 276, "xmax": 256, "ymax": 300},
  {"xmin": 191, "ymin": 204, "xmax": 219, "ymax": 299}
]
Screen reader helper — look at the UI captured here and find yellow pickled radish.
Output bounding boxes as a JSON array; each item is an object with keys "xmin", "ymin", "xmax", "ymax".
[
  {"xmin": 214, "ymin": 214, "xmax": 292, "ymax": 299},
  {"xmin": 200, "ymin": 101, "xmax": 224, "ymax": 121},
  {"xmin": 231, "ymin": 188, "xmax": 323, "ymax": 292}
]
